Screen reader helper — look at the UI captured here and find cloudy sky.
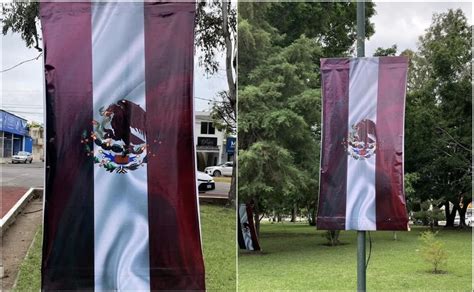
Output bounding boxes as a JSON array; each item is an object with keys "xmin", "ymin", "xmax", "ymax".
[{"xmin": 1, "ymin": 2, "xmax": 472, "ymax": 123}]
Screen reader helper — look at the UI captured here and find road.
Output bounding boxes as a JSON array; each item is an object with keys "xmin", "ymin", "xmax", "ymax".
[
  {"xmin": 0, "ymin": 160, "xmax": 230, "ymax": 196},
  {"xmin": 202, "ymin": 181, "xmax": 231, "ymax": 198},
  {"xmin": 1, "ymin": 161, "xmax": 44, "ymax": 188}
]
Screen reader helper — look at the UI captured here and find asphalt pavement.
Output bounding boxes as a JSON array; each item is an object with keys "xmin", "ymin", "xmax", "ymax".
[
  {"xmin": 202, "ymin": 181, "xmax": 231, "ymax": 198},
  {"xmin": 1, "ymin": 161, "xmax": 45, "ymax": 188}
]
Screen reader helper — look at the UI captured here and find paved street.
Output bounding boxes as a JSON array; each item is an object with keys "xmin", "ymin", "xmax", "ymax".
[
  {"xmin": 1, "ymin": 161, "xmax": 44, "ymax": 217},
  {"xmin": 1, "ymin": 161, "xmax": 44, "ymax": 188},
  {"xmin": 203, "ymin": 181, "xmax": 231, "ymax": 198}
]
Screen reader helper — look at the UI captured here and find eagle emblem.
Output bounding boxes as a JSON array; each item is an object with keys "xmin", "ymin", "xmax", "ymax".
[
  {"xmin": 346, "ymin": 119, "xmax": 377, "ymax": 160},
  {"xmin": 82, "ymin": 99, "xmax": 156, "ymax": 174}
]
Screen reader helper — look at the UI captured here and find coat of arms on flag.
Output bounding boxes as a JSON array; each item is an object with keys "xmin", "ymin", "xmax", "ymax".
[
  {"xmin": 82, "ymin": 99, "xmax": 154, "ymax": 174},
  {"xmin": 40, "ymin": 2, "xmax": 205, "ymax": 290},
  {"xmin": 317, "ymin": 57, "xmax": 409, "ymax": 231}
]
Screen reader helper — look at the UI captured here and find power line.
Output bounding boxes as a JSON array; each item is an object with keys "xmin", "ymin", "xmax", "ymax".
[
  {"xmin": 0, "ymin": 53, "xmax": 43, "ymax": 73},
  {"xmin": 1, "ymin": 104, "xmax": 43, "ymax": 110}
]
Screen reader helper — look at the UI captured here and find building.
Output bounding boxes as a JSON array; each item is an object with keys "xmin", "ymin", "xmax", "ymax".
[
  {"xmin": 194, "ymin": 111, "xmax": 235, "ymax": 171},
  {"xmin": 29, "ymin": 125, "xmax": 45, "ymax": 161},
  {"xmin": 0, "ymin": 110, "xmax": 33, "ymax": 159}
]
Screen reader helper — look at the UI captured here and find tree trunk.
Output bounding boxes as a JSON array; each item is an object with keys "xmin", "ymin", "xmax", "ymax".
[
  {"xmin": 291, "ymin": 203, "xmax": 297, "ymax": 222},
  {"xmin": 458, "ymin": 197, "xmax": 471, "ymax": 228},
  {"xmin": 222, "ymin": 1, "xmax": 236, "ymax": 207},
  {"xmin": 445, "ymin": 201, "xmax": 458, "ymax": 227},
  {"xmin": 253, "ymin": 197, "xmax": 260, "ymax": 237},
  {"xmin": 222, "ymin": 1, "xmax": 236, "ymax": 108},
  {"xmin": 228, "ymin": 153, "xmax": 236, "ymax": 205}
]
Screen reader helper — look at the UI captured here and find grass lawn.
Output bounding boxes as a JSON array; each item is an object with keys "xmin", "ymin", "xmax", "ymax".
[
  {"xmin": 14, "ymin": 204, "xmax": 235, "ymax": 291},
  {"xmin": 239, "ymin": 223, "xmax": 472, "ymax": 291},
  {"xmin": 213, "ymin": 176, "xmax": 232, "ymax": 183}
]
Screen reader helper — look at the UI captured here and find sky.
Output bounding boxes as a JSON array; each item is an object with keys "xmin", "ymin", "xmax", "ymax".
[{"xmin": 1, "ymin": 2, "xmax": 472, "ymax": 123}]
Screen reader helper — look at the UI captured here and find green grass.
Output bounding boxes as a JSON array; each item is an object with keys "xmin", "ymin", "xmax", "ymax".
[
  {"xmin": 14, "ymin": 226, "xmax": 42, "ymax": 291},
  {"xmin": 14, "ymin": 204, "xmax": 236, "ymax": 291},
  {"xmin": 213, "ymin": 176, "xmax": 232, "ymax": 183},
  {"xmin": 239, "ymin": 223, "xmax": 472, "ymax": 291},
  {"xmin": 201, "ymin": 204, "xmax": 236, "ymax": 291}
]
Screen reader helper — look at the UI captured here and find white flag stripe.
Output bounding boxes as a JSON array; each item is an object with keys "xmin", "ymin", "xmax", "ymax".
[
  {"xmin": 239, "ymin": 205, "xmax": 254, "ymax": 251},
  {"xmin": 92, "ymin": 2, "xmax": 150, "ymax": 290},
  {"xmin": 345, "ymin": 58, "xmax": 379, "ymax": 230}
]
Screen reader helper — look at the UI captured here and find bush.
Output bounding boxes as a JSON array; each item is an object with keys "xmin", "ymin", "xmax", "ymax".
[
  {"xmin": 413, "ymin": 200, "xmax": 444, "ymax": 230},
  {"xmin": 419, "ymin": 230, "xmax": 448, "ymax": 273},
  {"xmin": 323, "ymin": 230, "xmax": 341, "ymax": 246}
]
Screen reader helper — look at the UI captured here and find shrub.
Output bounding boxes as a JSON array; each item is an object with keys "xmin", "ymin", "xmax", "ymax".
[
  {"xmin": 323, "ymin": 230, "xmax": 341, "ymax": 246},
  {"xmin": 419, "ymin": 230, "xmax": 448, "ymax": 273}
]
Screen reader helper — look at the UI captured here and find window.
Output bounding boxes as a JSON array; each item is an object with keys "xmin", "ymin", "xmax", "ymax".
[{"xmin": 200, "ymin": 122, "xmax": 215, "ymax": 134}]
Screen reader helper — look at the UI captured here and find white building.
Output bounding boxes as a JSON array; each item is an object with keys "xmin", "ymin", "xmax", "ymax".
[{"xmin": 194, "ymin": 111, "xmax": 233, "ymax": 171}]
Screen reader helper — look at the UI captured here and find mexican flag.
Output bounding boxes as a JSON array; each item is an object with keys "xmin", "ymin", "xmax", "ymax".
[
  {"xmin": 317, "ymin": 57, "xmax": 409, "ymax": 231},
  {"xmin": 40, "ymin": 2, "xmax": 205, "ymax": 290}
]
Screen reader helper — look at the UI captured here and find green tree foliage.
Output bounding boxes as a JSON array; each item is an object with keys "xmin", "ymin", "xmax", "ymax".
[
  {"xmin": 419, "ymin": 231, "xmax": 448, "ymax": 273},
  {"xmin": 413, "ymin": 200, "xmax": 445, "ymax": 231},
  {"xmin": 373, "ymin": 44, "xmax": 397, "ymax": 56},
  {"xmin": 2, "ymin": 1, "xmax": 41, "ymax": 51},
  {"xmin": 238, "ymin": 3, "xmax": 375, "ymax": 235},
  {"xmin": 404, "ymin": 9, "xmax": 472, "ymax": 227}
]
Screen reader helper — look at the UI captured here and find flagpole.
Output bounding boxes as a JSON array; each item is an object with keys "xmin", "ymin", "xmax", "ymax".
[{"xmin": 356, "ymin": 1, "xmax": 366, "ymax": 292}]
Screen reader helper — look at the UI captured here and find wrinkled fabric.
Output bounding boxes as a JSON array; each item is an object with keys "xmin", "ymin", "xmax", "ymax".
[
  {"xmin": 40, "ymin": 2, "xmax": 205, "ymax": 290},
  {"xmin": 317, "ymin": 57, "xmax": 409, "ymax": 231}
]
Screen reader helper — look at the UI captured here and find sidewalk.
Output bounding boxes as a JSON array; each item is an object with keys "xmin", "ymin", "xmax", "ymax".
[{"xmin": 1, "ymin": 186, "xmax": 29, "ymax": 218}]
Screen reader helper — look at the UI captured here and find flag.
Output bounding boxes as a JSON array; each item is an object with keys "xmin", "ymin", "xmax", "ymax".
[
  {"xmin": 317, "ymin": 57, "xmax": 409, "ymax": 231},
  {"xmin": 238, "ymin": 203, "xmax": 261, "ymax": 251},
  {"xmin": 40, "ymin": 2, "xmax": 205, "ymax": 290}
]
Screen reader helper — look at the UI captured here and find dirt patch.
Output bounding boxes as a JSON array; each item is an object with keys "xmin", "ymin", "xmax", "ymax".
[{"xmin": 1, "ymin": 198, "xmax": 43, "ymax": 290}]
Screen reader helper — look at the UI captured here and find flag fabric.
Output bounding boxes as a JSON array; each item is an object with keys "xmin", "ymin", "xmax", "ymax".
[
  {"xmin": 40, "ymin": 2, "xmax": 205, "ymax": 290},
  {"xmin": 317, "ymin": 57, "xmax": 409, "ymax": 231},
  {"xmin": 238, "ymin": 203, "xmax": 261, "ymax": 251}
]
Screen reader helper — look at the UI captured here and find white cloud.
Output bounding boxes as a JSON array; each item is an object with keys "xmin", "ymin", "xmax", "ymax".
[{"xmin": 366, "ymin": 2, "xmax": 472, "ymax": 56}]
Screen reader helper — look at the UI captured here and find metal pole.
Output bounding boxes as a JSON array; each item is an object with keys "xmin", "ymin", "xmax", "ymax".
[
  {"xmin": 357, "ymin": 1, "xmax": 365, "ymax": 58},
  {"xmin": 356, "ymin": 1, "xmax": 366, "ymax": 292}
]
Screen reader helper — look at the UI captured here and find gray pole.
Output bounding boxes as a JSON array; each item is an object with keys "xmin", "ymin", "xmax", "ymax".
[{"xmin": 356, "ymin": 1, "xmax": 366, "ymax": 292}]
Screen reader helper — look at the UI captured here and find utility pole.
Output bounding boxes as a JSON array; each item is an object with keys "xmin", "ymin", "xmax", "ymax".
[{"xmin": 356, "ymin": 2, "xmax": 366, "ymax": 292}]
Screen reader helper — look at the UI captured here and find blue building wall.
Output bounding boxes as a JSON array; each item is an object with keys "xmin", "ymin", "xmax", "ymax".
[
  {"xmin": 24, "ymin": 136, "xmax": 33, "ymax": 153},
  {"xmin": 0, "ymin": 110, "xmax": 31, "ymax": 157}
]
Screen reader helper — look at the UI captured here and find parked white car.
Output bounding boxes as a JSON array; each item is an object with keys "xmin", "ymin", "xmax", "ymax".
[
  {"xmin": 197, "ymin": 171, "xmax": 215, "ymax": 193},
  {"xmin": 204, "ymin": 161, "xmax": 233, "ymax": 177},
  {"xmin": 12, "ymin": 151, "xmax": 33, "ymax": 164}
]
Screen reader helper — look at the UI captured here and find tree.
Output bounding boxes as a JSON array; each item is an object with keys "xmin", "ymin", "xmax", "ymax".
[
  {"xmin": 238, "ymin": 2, "xmax": 375, "ymax": 236},
  {"xmin": 373, "ymin": 44, "xmax": 397, "ymax": 56},
  {"xmin": 2, "ymin": 2, "xmax": 41, "ymax": 51},
  {"xmin": 404, "ymin": 9, "xmax": 471, "ymax": 228},
  {"xmin": 195, "ymin": 1, "xmax": 237, "ymax": 203}
]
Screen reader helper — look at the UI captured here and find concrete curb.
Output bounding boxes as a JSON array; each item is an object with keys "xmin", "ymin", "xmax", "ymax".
[{"xmin": 0, "ymin": 188, "xmax": 43, "ymax": 235}]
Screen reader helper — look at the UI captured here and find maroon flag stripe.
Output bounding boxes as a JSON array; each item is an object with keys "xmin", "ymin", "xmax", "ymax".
[
  {"xmin": 375, "ymin": 56, "xmax": 409, "ymax": 230},
  {"xmin": 317, "ymin": 58, "xmax": 350, "ymax": 230},
  {"xmin": 144, "ymin": 2, "xmax": 205, "ymax": 290},
  {"xmin": 40, "ymin": 2, "xmax": 95, "ymax": 289}
]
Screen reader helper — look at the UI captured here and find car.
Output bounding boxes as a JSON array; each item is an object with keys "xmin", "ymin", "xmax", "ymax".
[
  {"xmin": 197, "ymin": 171, "xmax": 215, "ymax": 193},
  {"xmin": 11, "ymin": 151, "xmax": 33, "ymax": 164},
  {"xmin": 204, "ymin": 161, "xmax": 233, "ymax": 177},
  {"xmin": 466, "ymin": 209, "xmax": 473, "ymax": 227}
]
